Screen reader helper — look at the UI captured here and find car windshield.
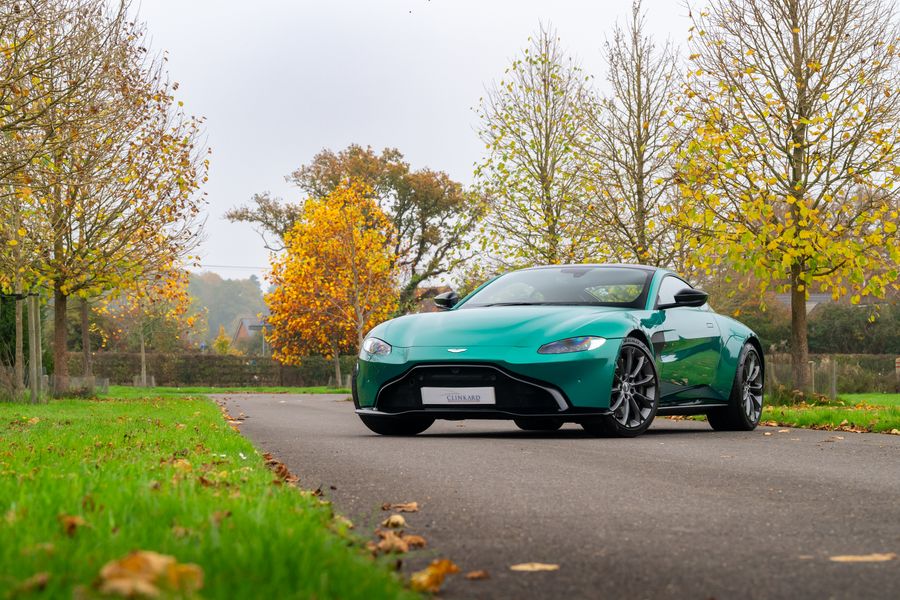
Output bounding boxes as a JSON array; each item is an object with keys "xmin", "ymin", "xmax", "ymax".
[{"xmin": 460, "ymin": 266, "xmax": 652, "ymax": 309}]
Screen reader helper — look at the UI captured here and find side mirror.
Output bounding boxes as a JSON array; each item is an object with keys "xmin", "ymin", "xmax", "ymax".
[
  {"xmin": 659, "ymin": 288, "xmax": 708, "ymax": 309},
  {"xmin": 433, "ymin": 290, "xmax": 459, "ymax": 310}
]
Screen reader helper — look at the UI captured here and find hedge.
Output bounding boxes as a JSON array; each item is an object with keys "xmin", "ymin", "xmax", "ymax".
[{"xmin": 66, "ymin": 352, "xmax": 357, "ymax": 387}]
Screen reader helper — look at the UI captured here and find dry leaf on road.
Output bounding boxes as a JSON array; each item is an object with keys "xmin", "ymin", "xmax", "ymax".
[
  {"xmin": 375, "ymin": 529, "xmax": 409, "ymax": 554},
  {"xmin": 382, "ymin": 514, "xmax": 407, "ymax": 528},
  {"xmin": 402, "ymin": 533, "xmax": 427, "ymax": 549},
  {"xmin": 410, "ymin": 559, "xmax": 460, "ymax": 593},
  {"xmin": 382, "ymin": 501, "xmax": 419, "ymax": 512},
  {"xmin": 829, "ymin": 553, "xmax": 897, "ymax": 563},
  {"xmin": 465, "ymin": 570, "xmax": 490, "ymax": 580},
  {"xmin": 510, "ymin": 562, "xmax": 560, "ymax": 572}
]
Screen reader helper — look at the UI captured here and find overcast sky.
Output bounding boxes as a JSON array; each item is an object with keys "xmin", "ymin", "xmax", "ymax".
[{"xmin": 134, "ymin": 0, "xmax": 691, "ymax": 284}]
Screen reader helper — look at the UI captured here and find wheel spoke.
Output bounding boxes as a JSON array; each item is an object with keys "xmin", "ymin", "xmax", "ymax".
[
  {"xmin": 609, "ymin": 392, "xmax": 625, "ymax": 412},
  {"xmin": 632, "ymin": 374, "xmax": 654, "ymax": 386},
  {"xmin": 633, "ymin": 391, "xmax": 653, "ymax": 407},
  {"xmin": 629, "ymin": 397, "xmax": 642, "ymax": 424},
  {"xmin": 630, "ymin": 355, "xmax": 645, "ymax": 378},
  {"xmin": 619, "ymin": 395, "xmax": 630, "ymax": 425}
]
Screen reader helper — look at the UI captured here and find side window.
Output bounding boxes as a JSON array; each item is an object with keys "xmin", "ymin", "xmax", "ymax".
[{"xmin": 656, "ymin": 276, "xmax": 692, "ymax": 307}]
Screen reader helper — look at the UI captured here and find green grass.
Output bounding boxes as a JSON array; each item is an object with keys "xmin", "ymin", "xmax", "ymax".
[
  {"xmin": 0, "ymin": 397, "xmax": 414, "ymax": 599},
  {"xmin": 103, "ymin": 385, "xmax": 351, "ymax": 399},
  {"xmin": 838, "ymin": 393, "xmax": 900, "ymax": 407},
  {"xmin": 762, "ymin": 403, "xmax": 900, "ymax": 433}
]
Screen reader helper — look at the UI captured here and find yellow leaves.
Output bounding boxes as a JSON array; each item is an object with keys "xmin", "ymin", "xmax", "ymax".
[
  {"xmin": 410, "ymin": 559, "xmax": 460, "ymax": 593},
  {"xmin": 381, "ymin": 514, "xmax": 407, "ymax": 528},
  {"xmin": 829, "ymin": 553, "xmax": 896, "ymax": 563},
  {"xmin": 381, "ymin": 501, "xmax": 419, "ymax": 512},
  {"xmin": 510, "ymin": 562, "xmax": 560, "ymax": 572},
  {"xmin": 98, "ymin": 550, "xmax": 203, "ymax": 597}
]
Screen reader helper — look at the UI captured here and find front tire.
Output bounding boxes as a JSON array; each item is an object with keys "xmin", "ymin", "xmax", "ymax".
[
  {"xmin": 708, "ymin": 343, "xmax": 763, "ymax": 431},
  {"xmin": 358, "ymin": 414, "xmax": 434, "ymax": 436},
  {"xmin": 582, "ymin": 337, "xmax": 659, "ymax": 438}
]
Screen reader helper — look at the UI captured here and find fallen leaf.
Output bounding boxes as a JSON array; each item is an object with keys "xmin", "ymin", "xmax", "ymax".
[
  {"xmin": 58, "ymin": 514, "xmax": 87, "ymax": 537},
  {"xmin": 410, "ymin": 559, "xmax": 460, "ymax": 593},
  {"xmin": 465, "ymin": 570, "xmax": 490, "ymax": 580},
  {"xmin": 98, "ymin": 550, "xmax": 203, "ymax": 597},
  {"xmin": 172, "ymin": 459, "xmax": 192, "ymax": 473},
  {"xmin": 332, "ymin": 515, "xmax": 354, "ymax": 530},
  {"xmin": 16, "ymin": 572, "xmax": 49, "ymax": 593},
  {"xmin": 27, "ymin": 417, "xmax": 40, "ymax": 425},
  {"xmin": 777, "ymin": 429, "xmax": 790, "ymax": 433},
  {"xmin": 763, "ymin": 432, "xmax": 773, "ymax": 436},
  {"xmin": 382, "ymin": 514, "xmax": 407, "ymax": 528},
  {"xmin": 510, "ymin": 562, "xmax": 560, "ymax": 572},
  {"xmin": 402, "ymin": 533, "xmax": 427, "ymax": 549},
  {"xmin": 382, "ymin": 501, "xmax": 419, "ymax": 512},
  {"xmin": 890, "ymin": 429, "xmax": 900, "ymax": 435},
  {"xmin": 212, "ymin": 510, "xmax": 231, "ymax": 526},
  {"xmin": 829, "ymin": 552, "xmax": 897, "ymax": 563},
  {"xmin": 376, "ymin": 530, "xmax": 409, "ymax": 554}
]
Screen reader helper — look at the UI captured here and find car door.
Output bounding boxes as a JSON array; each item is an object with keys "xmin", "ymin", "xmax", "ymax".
[{"xmin": 650, "ymin": 275, "xmax": 722, "ymax": 402}]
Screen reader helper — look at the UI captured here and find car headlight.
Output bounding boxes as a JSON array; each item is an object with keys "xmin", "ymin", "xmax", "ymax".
[
  {"xmin": 538, "ymin": 336, "xmax": 606, "ymax": 354},
  {"xmin": 361, "ymin": 337, "xmax": 392, "ymax": 357}
]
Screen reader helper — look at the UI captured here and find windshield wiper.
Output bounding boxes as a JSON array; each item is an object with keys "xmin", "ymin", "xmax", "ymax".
[{"xmin": 477, "ymin": 301, "xmax": 601, "ymax": 307}]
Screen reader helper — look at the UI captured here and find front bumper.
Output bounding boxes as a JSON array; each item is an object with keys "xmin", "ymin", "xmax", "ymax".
[{"xmin": 354, "ymin": 341, "xmax": 621, "ymax": 416}]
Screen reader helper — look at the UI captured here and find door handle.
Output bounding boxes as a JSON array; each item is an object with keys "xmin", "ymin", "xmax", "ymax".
[{"xmin": 706, "ymin": 322, "xmax": 714, "ymax": 328}]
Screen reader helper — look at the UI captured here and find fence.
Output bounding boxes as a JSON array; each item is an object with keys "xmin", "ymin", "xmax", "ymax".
[
  {"xmin": 66, "ymin": 353, "xmax": 358, "ymax": 388},
  {"xmin": 63, "ymin": 352, "xmax": 899, "ymax": 393},
  {"xmin": 765, "ymin": 353, "xmax": 898, "ymax": 395}
]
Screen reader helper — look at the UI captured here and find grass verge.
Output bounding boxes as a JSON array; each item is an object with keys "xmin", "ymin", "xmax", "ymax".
[
  {"xmin": 0, "ymin": 396, "xmax": 414, "ymax": 599},
  {"xmin": 102, "ymin": 385, "xmax": 351, "ymax": 399},
  {"xmin": 761, "ymin": 404, "xmax": 900, "ymax": 433}
]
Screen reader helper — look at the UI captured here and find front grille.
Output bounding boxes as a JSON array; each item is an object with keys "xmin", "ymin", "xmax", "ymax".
[{"xmin": 376, "ymin": 365, "xmax": 564, "ymax": 414}]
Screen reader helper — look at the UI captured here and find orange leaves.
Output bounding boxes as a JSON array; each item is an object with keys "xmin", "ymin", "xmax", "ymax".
[
  {"xmin": 97, "ymin": 550, "xmax": 203, "ymax": 597},
  {"xmin": 381, "ymin": 501, "xmax": 419, "ymax": 512},
  {"xmin": 58, "ymin": 514, "xmax": 87, "ymax": 537},
  {"xmin": 409, "ymin": 559, "xmax": 460, "ymax": 593},
  {"xmin": 265, "ymin": 180, "xmax": 398, "ymax": 364}
]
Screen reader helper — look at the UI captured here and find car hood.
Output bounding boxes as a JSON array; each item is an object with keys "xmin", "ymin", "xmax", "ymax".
[{"xmin": 374, "ymin": 305, "xmax": 635, "ymax": 348}]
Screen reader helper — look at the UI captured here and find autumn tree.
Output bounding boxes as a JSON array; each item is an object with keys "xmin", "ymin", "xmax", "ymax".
[
  {"xmin": 265, "ymin": 181, "xmax": 397, "ymax": 385},
  {"xmin": 228, "ymin": 145, "xmax": 481, "ymax": 311},
  {"xmin": 475, "ymin": 25, "xmax": 598, "ymax": 266},
  {"xmin": 97, "ymin": 268, "xmax": 200, "ymax": 386},
  {"xmin": 675, "ymin": 0, "xmax": 900, "ymax": 390},
  {"xmin": 584, "ymin": 1, "xmax": 685, "ymax": 268},
  {"xmin": 11, "ymin": 2, "xmax": 207, "ymax": 393}
]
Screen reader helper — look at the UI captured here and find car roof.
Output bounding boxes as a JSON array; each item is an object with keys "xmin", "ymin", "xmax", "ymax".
[{"xmin": 518, "ymin": 263, "xmax": 664, "ymax": 273}]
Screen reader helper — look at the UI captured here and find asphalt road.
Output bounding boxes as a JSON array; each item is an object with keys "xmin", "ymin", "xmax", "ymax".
[{"xmin": 218, "ymin": 394, "xmax": 900, "ymax": 600}]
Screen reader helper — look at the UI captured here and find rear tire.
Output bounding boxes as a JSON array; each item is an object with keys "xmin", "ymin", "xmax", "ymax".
[
  {"xmin": 358, "ymin": 414, "xmax": 434, "ymax": 436},
  {"xmin": 514, "ymin": 418, "xmax": 563, "ymax": 432},
  {"xmin": 582, "ymin": 337, "xmax": 659, "ymax": 438},
  {"xmin": 708, "ymin": 343, "xmax": 763, "ymax": 431}
]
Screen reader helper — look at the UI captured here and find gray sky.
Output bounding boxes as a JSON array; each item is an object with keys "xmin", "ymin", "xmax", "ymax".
[{"xmin": 135, "ymin": 0, "xmax": 691, "ymax": 283}]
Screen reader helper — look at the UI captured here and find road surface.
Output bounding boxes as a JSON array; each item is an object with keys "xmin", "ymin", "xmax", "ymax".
[{"xmin": 218, "ymin": 394, "xmax": 899, "ymax": 599}]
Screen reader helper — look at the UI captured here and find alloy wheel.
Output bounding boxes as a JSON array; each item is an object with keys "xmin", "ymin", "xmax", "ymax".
[
  {"xmin": 610, "ymin": 344, "xmax": 657, "ymax": 429},
  {"xmin": 741, "ymin": 350, "xmax": 763, "ymax": 423}
]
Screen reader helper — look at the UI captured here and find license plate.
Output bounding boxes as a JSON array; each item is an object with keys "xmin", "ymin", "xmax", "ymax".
[{"xmin": 421, "ymin": 387, "xmax": 496, "ymax": 405}]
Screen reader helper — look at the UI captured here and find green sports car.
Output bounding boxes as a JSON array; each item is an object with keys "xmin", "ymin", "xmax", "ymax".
[{"xmin": 353, "ymin": 264, "xmax": 764, "ymax": 437}]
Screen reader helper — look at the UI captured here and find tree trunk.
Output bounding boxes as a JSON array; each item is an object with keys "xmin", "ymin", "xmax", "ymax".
[
  {"xmin": 789, "ymin": 265, "xmax": 810, "ymax": 391},
  {"xmin": 27, "ymin": 296, "xmax": 38, "ymax": 404},
  {"xmin": 80, "ymin": 298, "xmax": 92, "ymax": 378},
  {"xmin": 140, "ymin": 324, "xmax": 147, "ymax": 387},
  {"xmin": 35, "ymin": 297, "xmax": 43, "ymax": 397},
  {"xmin": 333, "ymin": 345, "xmax": 342, "ymax": 388},
  {"xmin": 52, "ymin": 284, "xmax": 69, "ymax": 395},
  {"xmin": 14, "ymin": 291, "xmax": 23, "ymax": 394}
]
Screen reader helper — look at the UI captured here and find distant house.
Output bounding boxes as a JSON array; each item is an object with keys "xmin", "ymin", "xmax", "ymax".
[
  {"xmin": 411, "ymin": 285, "xmax": 452, "ymax": 313},
  {"xmin": 773, "ymin": 293, "xmax": 833, "ymax": 314},
  {"xmin": 232, "ymin": 316, "xmax": 265, "ymax": 345}
]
